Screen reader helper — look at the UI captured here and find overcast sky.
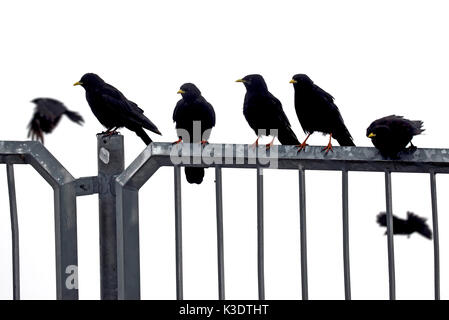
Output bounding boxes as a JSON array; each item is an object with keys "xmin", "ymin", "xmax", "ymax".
[{"xmin": 1, "ymin": 0, "xmax": 449, "ymax": 299}]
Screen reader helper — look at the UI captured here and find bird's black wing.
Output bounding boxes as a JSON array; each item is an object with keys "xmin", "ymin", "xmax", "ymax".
[
  {"xmin": 197, "ymin": 96, "xmax": 216, "ymax": 128},
  {"xmin": 173, "ymin": 99, "xmax": 186, "ymax": 123},
  {"xmin": 265, "ymin": 93, "xmax": 299, "ymax": 145},
  {"xmin": 312, "ymin": 85, "xmax": 354, "ymax": 145},
  {"xmin": 100, "ymin": 84, "xmax": 161, "ymax": 135},
  {"xmin": 27, "ymin": 98, "xmax": 67, "ymax": 142},
  {"xmin": 34, "ymin": 98, "xmax": 67, "ymax": 121}
]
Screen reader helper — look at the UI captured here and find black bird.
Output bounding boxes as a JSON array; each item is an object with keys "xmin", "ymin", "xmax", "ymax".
[
  {"xmin": 376, "ymin": 211, "xmax": 432, "ymax": 240},
  {"xmin": 236, "ymin": 74, "xmax": 299, "ymax": 149},
  {"xmin": 173, "ymin": 83, "xmax": 216, "ymax": 184},
  {"xmin": 28, "ymin": 98, "xmax": 84, "ymax": 143},
  {"xmin": 290, "ymin": 74, "xmax": 354, "ymax": 152},
  {"xmin": 74, "ymin": 73, "xmax": 161, "ymax": 145},
  {"xmin": 367, "ymin": 115, "xmax": 424, "ymax": 158}
]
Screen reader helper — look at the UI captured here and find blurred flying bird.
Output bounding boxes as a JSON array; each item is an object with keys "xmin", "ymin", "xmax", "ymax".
[
  {"xmin": 236, "ymin": 74, "xmax": 299, "ymax": 149},
  {"xmin": 290, "ymin": 74, "xmax": 354, "ymax": 152},
  {"xmin": 367, "ymin": 115, "xmax": 424, "ymax": 158},
  {"xmin": 74, "ymin": 73, "xmax": 161, "ymax": 145},
  {"xmin": 27, "ymin": 98, "xmax": 84, "ymax": 143},
  {"xmin": 173, "ymin": 83, "xmax": 216, "ymax": 184},
  {"xmin": 376, "ymin": 211, "xmax": 432, "ymax": 240}
]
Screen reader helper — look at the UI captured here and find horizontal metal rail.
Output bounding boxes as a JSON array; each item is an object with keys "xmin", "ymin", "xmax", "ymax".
[{"xmin": 116, "ymin": 143, "xmax": 449, "ymax": 300}]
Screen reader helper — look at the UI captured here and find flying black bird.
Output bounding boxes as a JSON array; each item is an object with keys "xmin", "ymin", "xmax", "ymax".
[
  {"xmin": 236, "ymin": 74, "xmax": 299, "ymax": 149},
  {"xmin": 74, "ymin": 73, "xmax": 161, "ymax": 145},
  {"xmin": 367, "ymin": 115, "xmax": 424, "ymax": 158},
  {"xmin": 173, "ymin": 83, "xmax": 216, "ymax": 184},
  {"xmin": 27, "ymin": 98, "xmax": 84, "ymax": 143},
  {"xmin": 376, "ymin": 211, "xmax": 432, "ymax": 240},
  {"xmin": 289, "ymin": 74, "xmax": 354, "ymax": 152}
]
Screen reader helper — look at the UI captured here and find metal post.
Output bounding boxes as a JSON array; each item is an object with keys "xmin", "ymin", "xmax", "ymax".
[
  {"xmin": 6, "ymin": 164, "xmax": 20, "ymax": 300},
  {"xmin": 256, "ymin": 167, "xmax": 265, "ymax": 300},
  {"xmin": 430, "ymin": 172, "xmax": 440, "ymax": 300},
  {"xmin": 384, "ymin": 171, "xmax": 396, "ymax": 300},
  {"xmin": 215, "ymin": 167, "xmax": 225, "ymax": 300},
  {"xmin": 174, "ymin": 166, "xmax": 183, "ymax": 300},
  {"xmin": 342, "ymin": 170, "xmax": 351, "ymax": 300},
  {"xmin": 98, "ymin": 134, "xmax": 124, "ymax": 299},
  {"xmin": 298, "ymin": 167, "xmax": 308, "ymax": 300}
]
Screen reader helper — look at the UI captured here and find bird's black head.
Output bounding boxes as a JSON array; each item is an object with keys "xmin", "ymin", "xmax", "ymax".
[
  {"xmin": 366, "ymin": 123, "xmax": 390, "ymax": 142},
  {"xmin": 236, "ymin": 74, "xmax": 268, "ymax": 92},
  {"xmin": 177, "ymin": 83, "xmax": 201, "ymax": 102},
  {"xmin": 73, "ymin": 73, "xmax": 105, "ymax": 89},
  {"xmin": 289, "ymin": 74, "xmax": 314, "ymax": 88}
]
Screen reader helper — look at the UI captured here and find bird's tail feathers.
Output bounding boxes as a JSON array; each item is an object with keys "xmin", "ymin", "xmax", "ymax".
[
  {"xmin": 277, "ymin": 126, "xmax": 300, "ymax": 145},
  {"xmin": 140, "ymin": 116, "xmax": 162, "ymax": 135},
  {"xmin": 412, "ymin": 120, "xmax": 425, "ymax": 135},
  {"xmin": 407, "ymin": 211, "xmax": 432, "ymax": 239},
  {"xmin": 334, "ymin": 132, "xmax": 355, "ymax": 146},
  {"xmin": 135, "ymin": 127, "xmax": 153, "ymax": 145},
  {"xmin": 185, "ymin": 167, "xmax": 204, "ymax": 184},
  {"xmin": 65, "ymin": 110, "xmax": 84, "ymax": 125}
]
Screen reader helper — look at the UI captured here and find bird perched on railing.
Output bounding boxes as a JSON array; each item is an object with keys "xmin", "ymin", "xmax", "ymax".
[
  {"xmin": 376, "ymin": 211, "xmax": 432, "ymax": 240},
  {"xmin": 289, "ymin": 74, "xmax": 354, "ymax": 152},
  {"xmin": 367, "ymin": 115, "xmax": 424, "ymax": 158},
  {"xmin": 236, "ymin": 74, "xmax": 299, "ymax": 149},
  {"xmin": 27, "ymin": 98, "xmax": 84, "ymax": 144},
  {"xmin": 74, "ymin": 73, "xmax": 161, "ymax": 145},
  {"xmin": 173, "ymin": 83, "xmax": 216, "ymax": 184}
]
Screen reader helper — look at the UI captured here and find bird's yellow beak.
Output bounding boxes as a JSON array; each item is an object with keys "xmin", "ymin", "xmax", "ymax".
[
  {"xmin": 368, "ymin": 133, "xmax": 376, "ymax": 138},
  {"xmin": 73, "ymin": 81, "xmax": 82, "ymax": 86},
  {"xmin": 177, "ymin": 89, "xmax": 185, "ymax": 94},
  {"xmin": 235, "ymin": 79, "xmax": 245, "ymax": 83},
  {"xmin": 289, "ymin": 79, "xmax": 297, "ymax": 84}
]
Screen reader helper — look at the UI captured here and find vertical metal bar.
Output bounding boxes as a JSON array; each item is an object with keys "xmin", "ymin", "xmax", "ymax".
[
  {"xmin": 116, "ymin": 185, "xmax": 140, "ymax": 300},
  {"xmin": 215, "ymin": 167, "xmax": 225, "ymax": 300},
  {"xmin": 174, "ymin": 166, "xmax": 183, "ymax": 300},
  {"xmin": 298, "ymin": 167, "xmax": 308, "ymax": 300},
  {"xmin": 384, "ymin": 171, "xmax": 396, "ymax": 300},
  {"xmin": 54, "ymin": 182, "xmax": 79, "ymax": 299},
  {"xmin": 256, "ymin": 167, "xmax": 265, "ymax": 300},
  {"xmin": 97, "ymin": 134, "xmax": 124, "ymax": 299},
  {"xmin": 430, "ymin": 172, "xmax": 440, "ymax": 300},
  {"xmin": 6, "ymin": 164, "xmax": 20, "ymax": 300},
  {"xmin": 341, "ymin": 170, "xmax": 351, "ymax": 300}
]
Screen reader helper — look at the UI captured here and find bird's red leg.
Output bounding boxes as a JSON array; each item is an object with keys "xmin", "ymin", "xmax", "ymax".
[
  {"xmin": 296, "ymin": 133, "xmax": 311, "ymax": 152},
  {"xmin": 251, "ymin": 137, "xmax": 260, "ymax": 149},
  {"xmin": 322, "ymin": 133, "xmax": 334, "ymax": 153},
  {"xmin": 265, "ymin": 137, "xmax": 275, "ymax": 150},
  {"xmin": 172, "ymin": 138, "xmax": 183, "ymax": 145},
  {"xmin": 104, "ymin": 127, "xmax": 119, "ymax": 136},
  {"xmin": 97, "ymin": 129, "xmax": 110, "ymax": 136}
]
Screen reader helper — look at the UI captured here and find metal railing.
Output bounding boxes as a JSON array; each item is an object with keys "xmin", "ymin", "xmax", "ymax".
[
  {"xmin": 0, "ymin": 141, "xmax": 78, "ymax": 299},
  {"xmin": 115, "ymin": 141, "xmax": 447, "ymax": 300},
  {"xmin": 1, "ymin": 136, "xmax": 446, "ymax": 299}
]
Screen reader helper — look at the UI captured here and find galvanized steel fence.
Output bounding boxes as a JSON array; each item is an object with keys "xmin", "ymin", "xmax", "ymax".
[{"xmin": 0, "ymin": 135, "xmax": 446, "ymax": 300}]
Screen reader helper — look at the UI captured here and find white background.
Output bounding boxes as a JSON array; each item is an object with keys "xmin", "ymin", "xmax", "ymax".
[{"xmin": 1, "ymin": 0, "xmax": 449, "ymax": 300}]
